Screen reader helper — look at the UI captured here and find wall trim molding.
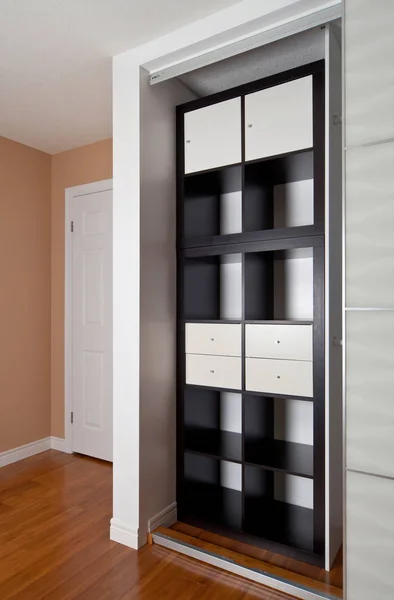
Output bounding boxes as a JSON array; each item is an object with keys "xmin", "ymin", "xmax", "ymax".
[
  {"xmin": 110, "ymin": 517, "xmax": 139, "ymax": 550},
  {"xmin": 50, "ymin": 437, "xmax": 72, "ymax": 454},
  {"xmin": 148, "ymin": 502, "xmax": 177, "ymax": 533},
  {"xmin": 0, "ymin": 437, "xmax": 51, "ymax": 468}
]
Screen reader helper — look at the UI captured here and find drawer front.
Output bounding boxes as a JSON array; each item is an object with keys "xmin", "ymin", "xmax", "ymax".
[
  {"xmin": 184, "ymin": 98, "xmax": 241, "ymax": 174},
  {"xmin": 186, "ymin": 323, "xmax": 241, "ymax": 357},
  {"xmin": 246, "ymin": 324, "xmax": 313, "ymax": 361},
  {"xmin": 245, "ymin": 76, "xmax": 313, "ymax": 162},
  {"xmin": 246, "ymin": 358, "xmax": 313, "ymax": 397},
  {"xmin": 186, "ymin": 354, "xmax": 241, "ymax": 390}
]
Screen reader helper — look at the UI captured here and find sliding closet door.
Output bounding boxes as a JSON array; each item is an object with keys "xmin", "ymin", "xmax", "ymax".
[{"xmin": 345, "ymin": 1, "xmax": 394, "ymax": 598}]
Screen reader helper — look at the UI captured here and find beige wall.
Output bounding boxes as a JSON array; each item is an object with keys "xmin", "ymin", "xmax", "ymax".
[
  {"xmin": 50, "ymin": 139, "xmax": 112, "ymax": 437},
  {"xmin": 0, "ymin": 137, "xmax": 51, "ymax": 452}
]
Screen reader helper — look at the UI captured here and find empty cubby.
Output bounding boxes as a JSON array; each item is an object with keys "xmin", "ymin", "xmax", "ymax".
[
  {"xmin": 184, "ymin": 253, "xmax": 242, "ymax": 320},
  {"xmin": 184, "ymin": 388, "xmax": 242, "ymax": 463},
  {"xmin": 244, "ymin": 464, "xmax": 314, "ymax": 553},
  {"xmin": 244, "ymin": 247, "xmax": 313, "ymax": 321},
  {"xmin": 183, "ymin": 452, "xmax": 243, "ymax": 531},
  {"xmin": 244, "ymin": 395, "xmax": 313, "ymax": 479},
  {"xmin": 243, "ymin": 150, "xmax": 314, "ymax": 233},
  {"xmin": 184, "ymin": 165, "xmax": 242, "ymax": 239}
]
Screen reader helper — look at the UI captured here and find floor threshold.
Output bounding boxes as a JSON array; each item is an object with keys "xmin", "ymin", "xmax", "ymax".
[{"xmin": 152, "ymin": 531, "xmax": 339, "ymax": 600}]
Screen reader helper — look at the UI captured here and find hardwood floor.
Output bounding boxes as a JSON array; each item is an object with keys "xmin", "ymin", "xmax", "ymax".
[{"xmin": 0, "ymin": 451, "xmax": 295, "ymax": 599}]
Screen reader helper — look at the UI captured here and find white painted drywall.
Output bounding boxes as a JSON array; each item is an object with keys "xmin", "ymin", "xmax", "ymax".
[
  {"xmin": 111, "ymin": 54, "xmax": 141, "ymax": 549},
  {"xmin": 325, "ymin": 21, "xmax": 343, "ymax": 570},
  {"xmin": 138, "ymin": 70, "xmax": 196, "ymax": 544}
]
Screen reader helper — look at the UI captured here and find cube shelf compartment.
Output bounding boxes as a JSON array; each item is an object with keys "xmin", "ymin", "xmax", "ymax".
[
  {"xmin": 184, "ymin": 165, "xmax": 242, "ymax": 240},
  {"xmin": 184, "ymin": 253, "xmax": 242, "ymax": 321},
  {"xmin": 183, "ymin": 453, "xmax": 243, "ymax": 532},
  {"xmin": 245, "ymin": 247, "xmax": 314, "ymax": 322},
  {"xmin": 244, "ymin": 150, "xmax": 314, "ymax": 233},
  {"xmin": 244, "ymin": 463, "xmax": 314, "ymax": 554}
]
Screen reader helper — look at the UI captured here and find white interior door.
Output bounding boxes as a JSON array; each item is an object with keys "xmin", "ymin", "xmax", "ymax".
[{"xmin": 70, "ymin": 184, "xmax": 113, "ymax": 462}]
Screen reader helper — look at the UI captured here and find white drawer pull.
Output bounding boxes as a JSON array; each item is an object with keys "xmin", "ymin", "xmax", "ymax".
[
  {"xmin": 210, "ymin": 338, "xmax": 215, "ymax": 342},
  {"xmin": 247, "ymin": 124, "xmax": 253, "ymax": 128},
  {"xmin": 210, "ymin": 370, "xmax": 215, "ymax": 374}
]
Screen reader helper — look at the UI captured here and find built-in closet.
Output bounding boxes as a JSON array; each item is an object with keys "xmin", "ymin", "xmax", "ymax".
[{"xmin": 175, "ymin": 24, "xmax": 342, "ymax": 569}]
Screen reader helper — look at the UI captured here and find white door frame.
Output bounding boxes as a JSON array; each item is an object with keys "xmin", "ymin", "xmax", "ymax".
[
  {"xmin": 64, "ymin": 179, "xmax": 113, "ymax": 454},
  {"xmin": 111, "ymin": 0, "xmax": 343, "ymax": 550}
]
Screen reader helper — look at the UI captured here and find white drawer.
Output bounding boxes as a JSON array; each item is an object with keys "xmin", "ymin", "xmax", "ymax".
[
  {"xmin": 186, "ymin": 354, "xmax": 241, "ymax": 390},
  {"xmin": 186, "ymin": 323, "xmax": 241, "ymax": 357},
  {"xmin": 246, "ymin": 358, "xmax": 313, "ymax": 397},
  {"xmin": 246, "ymin": 324, "xmax": 313, "ymax": 361}
]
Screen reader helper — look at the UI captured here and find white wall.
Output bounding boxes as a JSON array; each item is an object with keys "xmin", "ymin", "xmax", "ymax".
[
  {"xmin": 111, "ymin": 55, "xmax": 141, "ymax": 548},
  {"xmin": 325, "ymin": 21, "xmax": 343, "ymax": 570},
  {"xmin": 138, "ymin": 71, "xmax": 196, "ymax": 542}
]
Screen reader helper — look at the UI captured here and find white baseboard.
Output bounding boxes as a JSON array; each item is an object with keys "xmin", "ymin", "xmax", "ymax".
[
  {"xmin": 148, "ymin": 502, "xmax": 177, "ymax": 532},
  {"xmin": 50, "ymin": 437, "xmax": 72, "ymax": 453},
  {"xmin": 110, "ymin": 518, "xmax": 139, "ymax": 550},
  {"xmin": 0, "ymin": 437, "xmax": 51, "ymax": 468}
]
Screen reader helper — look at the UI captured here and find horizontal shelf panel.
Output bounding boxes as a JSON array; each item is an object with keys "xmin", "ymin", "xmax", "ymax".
[
  {"xmin": 245, "ymin": 439, "xmax": 313, "ymax": 478},
  {"xmin": 185, "ymin": 385, "xmax": 315, "ymax": 403},
  {"xmin": 185, "ymin": 383, "xmax": 243, "ymax": 395},
  {"xmin": 244, "ymin": 319, "xmax": 313, "ymax": 326},
  {"xmin": 244, "ymin": 497, "xmax": 314, "ymax": 555},
  {"xmin": 180, "ymin": 225, "xmax": 324, "ymax": 251},
  {"xmin": 184, "ymin": 319, "xmax": 242, "ymax": 324},
  {"xmin": 184, "ymin": 319, "xmax": 313, "ymax": 325},
  {"xmin": 183, "ymin": 161, "xmax": 242, "ymax": 178},
  {"xmin": 183, "ymin": 234, "xmax": 324, "ymax": 258},
  {"xmin": 185, "ymin": 428, "xmax": 242, "ymax": 463},
  {"xmin": 243, "ymin": 390, "xmax": 315, "ymax": 402},
  {"xmin": 244, "ymin": 146, "xmax": 314, "ymax": 169},
  {"xmin": 183, "ymin": 481, "xmax": 243, "ymax": 533}
]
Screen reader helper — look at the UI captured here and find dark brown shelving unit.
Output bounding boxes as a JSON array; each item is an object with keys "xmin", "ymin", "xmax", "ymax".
[{"xmin": 177, "ymin": 61, "xmax": 326, "ymax": 567}]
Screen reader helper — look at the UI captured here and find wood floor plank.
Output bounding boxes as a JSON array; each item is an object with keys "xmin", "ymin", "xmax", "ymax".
[{"xmin": 1, "ymin": 451, "xmax": 296, "ymax": 600}]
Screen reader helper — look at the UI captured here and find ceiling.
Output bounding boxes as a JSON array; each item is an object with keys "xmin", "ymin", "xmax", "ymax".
[
  {"xmin": 0, "ymin": 0, "xmax": 238, "ymax": 154},
  {"xmin": 179, "ymin": 26, "xmax": 325, "ymax": 97}
]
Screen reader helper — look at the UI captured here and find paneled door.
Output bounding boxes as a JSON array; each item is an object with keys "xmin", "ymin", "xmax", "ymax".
[{"xmin": 70, "ymin": 183, "xmax": 113, "ymax": 462}]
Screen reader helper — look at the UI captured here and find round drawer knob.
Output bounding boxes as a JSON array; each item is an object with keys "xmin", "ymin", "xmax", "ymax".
[
  {"xmin": 210, "ymin": 370, "xmax": 215, "ymax": 374},
  {"xmin": 210, "ymin": 338, "xmax": 215, "ymax": 342},
  {"xmin": 186, "ymin": 140, "xmax": 191, "ymax": 144},
  {"xmin": 276, "ymin": 340, "xmax": 281, "ymax": 344},
  {"xmin": 247, "ymin": 124, "xmax": 253, "ymax": 128},
  {"xmin": 276, "ymin": 375, "xmax": 281, "ymax": 379}
]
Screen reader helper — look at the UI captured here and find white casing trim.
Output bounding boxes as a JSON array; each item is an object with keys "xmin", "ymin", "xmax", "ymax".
[
  {"xmin": 148, "ymin": 502, "xmax": 177, "ymax": 533},
  {"xmin": 50, "ymin": 437, "xmax": 72, "ymax": 454},
  {"xmin": 110, "ymin": 517, "xmax": 139, "ymax": 550},
  {"xmin": 0, "ymin": 437, "xmax": 51, "ymax": 468}
]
